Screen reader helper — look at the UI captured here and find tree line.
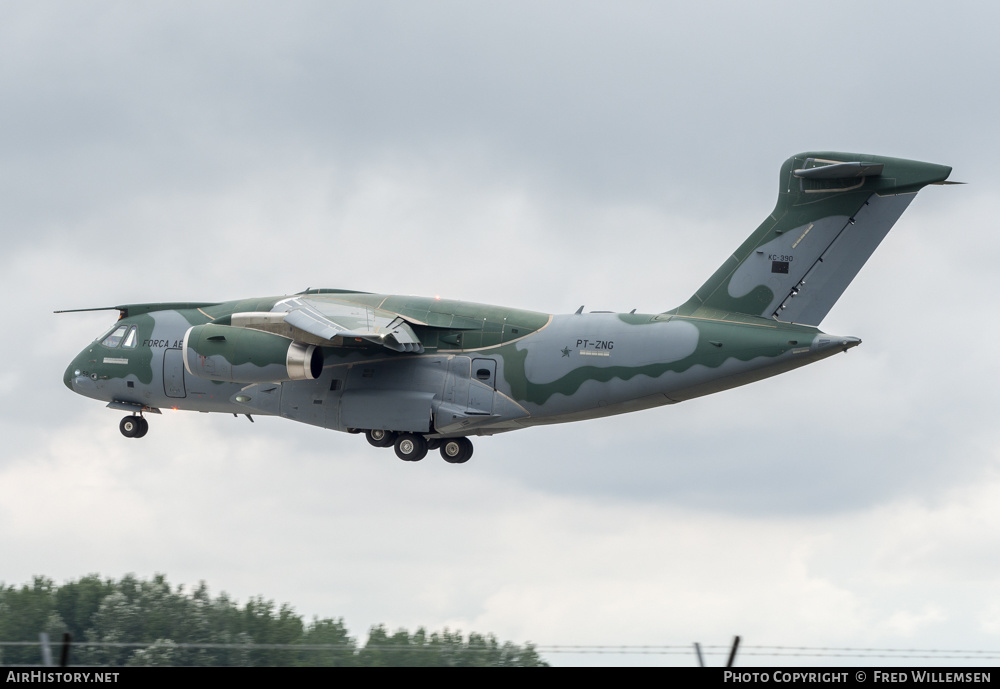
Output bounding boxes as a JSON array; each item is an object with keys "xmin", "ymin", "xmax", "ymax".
[{"xmin": 0, "ymin": 575, "xmax": 546, "ymax": 667}]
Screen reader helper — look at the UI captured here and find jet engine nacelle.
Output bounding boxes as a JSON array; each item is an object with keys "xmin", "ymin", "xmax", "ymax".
[{"xmin": 183, "ymin": 323, "xmax": 323, "ymax": 383}]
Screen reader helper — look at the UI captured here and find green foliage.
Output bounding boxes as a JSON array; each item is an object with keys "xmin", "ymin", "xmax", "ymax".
[
  {"xmin": 300, "ymin": 617, "xmax": 355, "ymax": 667},
  {"xmin": 53, "ymin": 575, "xmax": 116, "ymax": 644},
  {"xmin": 0, "ymin": 574, "xmax": 546, "ymax": 667},
  {"xmin": 0, "ymin": 577, "xmax": 68, "ymax": 666},
  {"xmin": 358, "ymin": 624, "xmax": 547, "ymax": 667}
]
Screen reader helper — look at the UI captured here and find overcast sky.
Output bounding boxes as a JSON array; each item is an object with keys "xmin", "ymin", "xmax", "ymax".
[{"xmin": 2, "ymin": 1, "xmax": 999, "ymax": 666}]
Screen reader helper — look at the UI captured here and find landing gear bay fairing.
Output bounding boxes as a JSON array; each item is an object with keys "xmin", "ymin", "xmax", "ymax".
[{"xmin": 62, "ymin": 152, "xmax": 952, "ymax": 463}]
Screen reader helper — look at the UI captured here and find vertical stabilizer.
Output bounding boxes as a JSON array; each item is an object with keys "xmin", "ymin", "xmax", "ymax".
[{"xmin": 674, "ymin": 152, "xmax": 952, "ymax": 326}]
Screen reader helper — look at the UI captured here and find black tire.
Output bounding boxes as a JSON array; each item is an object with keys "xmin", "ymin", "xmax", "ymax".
[
  {"xmin": 134, "ymin": 417, "xmax": 149, "ymax": 438},
  {"xmin": 440, "ymin": 437, "xmax": 473, "ymax": 464},
  {"xmin": 119, "ymin": 416, "xmax": 141, "ymax": 438},
  {"xmin": 365, "ymin": 429, "xmax": 396, "ymax": 448},
  {"xmin": 394, "ymin": 434, "xmax": 428, "ymax": 462},
  {"xmin": 426, "ymin": 438, "xmax": 443, "ymax": 450}
]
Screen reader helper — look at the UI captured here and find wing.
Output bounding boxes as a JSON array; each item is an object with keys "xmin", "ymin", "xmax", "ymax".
[
  {"xmin": 276, "ymin": 296, "xmax": 424, "ymax": 352},
  {"xmin": 230, "ymin": 296, "xmax": 425, "ymax": 353}
]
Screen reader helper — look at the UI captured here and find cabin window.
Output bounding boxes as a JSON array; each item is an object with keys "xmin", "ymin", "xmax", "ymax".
[
  {"xmin": 476, "ymin": 368, "xmax": 491, "ymax": 380},
  {"xmin": 101, "ymin": 325, "xmax": 129, "ymax": 348}
]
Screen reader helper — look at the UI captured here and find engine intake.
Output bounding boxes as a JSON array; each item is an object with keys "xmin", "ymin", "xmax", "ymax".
[{"xmin": 183, "ymin": 324, "xmax": 323, "ymax": 383}]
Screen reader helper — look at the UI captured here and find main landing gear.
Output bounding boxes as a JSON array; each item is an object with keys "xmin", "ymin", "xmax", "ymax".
[
  {"xmin": 439, "ymin": 437, "xmax": 473, "ymax": 464},
  {"xmin": 394, "ymin": 434, "xmax": 427, "ymax": 462},
  {"xmin": 119, "ymin": 415, "xmax": 148, "ymax": 439},
  {"xmin": 365, "ymin": 428, "xmax": 395, "ymax": 448},
  {"xmin": 363, "ymin": 429, "xmax": 474, "ymax": 464}
]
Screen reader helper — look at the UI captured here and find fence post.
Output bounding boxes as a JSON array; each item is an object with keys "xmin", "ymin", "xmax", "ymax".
[
  {"xmin": 60, "ymin": 633, "xmax": 72, "ymax": 667},
  {"xmin": 39, "ymin": 633, "xmax": 53, "ymax": 667},
  {"xmin": 726, "ymin": 635, "xmax": 741, "ymax": 667}
]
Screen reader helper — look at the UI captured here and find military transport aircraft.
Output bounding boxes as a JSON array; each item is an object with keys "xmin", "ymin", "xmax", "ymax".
[{"xmin": 60, "ymin": 152, "xmax": 952, "ymax": 464}]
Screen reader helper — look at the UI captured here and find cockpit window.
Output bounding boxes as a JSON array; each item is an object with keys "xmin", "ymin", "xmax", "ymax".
[
  {"xmin": 95, "ymin": 325, "xmax": 116, "ymax": 344},
  {"xmin": 122, "ymin": 326, "xmax": 138, "ymax": 349},
  {"xmin": 101, "ymin": 325, "xmax": 129, "ymax": 348}
]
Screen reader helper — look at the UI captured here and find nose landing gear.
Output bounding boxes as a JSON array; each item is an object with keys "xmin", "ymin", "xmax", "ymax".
[{"xmin": 119, "ymin": 415, "xmax": 149, "ymax": 438}]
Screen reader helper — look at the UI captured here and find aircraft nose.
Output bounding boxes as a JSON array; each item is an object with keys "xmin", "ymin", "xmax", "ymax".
[
  {"xmin": 64, "ymin": 360, "xmax": 77, "ymax": 390},
  {"xmin": 64, "ymin": 351, "xmax": 89, "ymax": 391}
]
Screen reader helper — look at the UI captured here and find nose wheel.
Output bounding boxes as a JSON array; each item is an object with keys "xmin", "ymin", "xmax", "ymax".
[{"xmin": 119, "ymin": 415, "xmax": 149, "ymax": 438}]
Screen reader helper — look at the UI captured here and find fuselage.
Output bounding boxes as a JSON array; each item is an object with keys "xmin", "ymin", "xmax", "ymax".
[{"xmin": 64, "ymin": 291, "xmax": 858, "ymax": 438}]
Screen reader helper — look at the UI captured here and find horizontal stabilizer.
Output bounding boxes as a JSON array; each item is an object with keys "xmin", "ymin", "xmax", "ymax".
[{"xmin": 793, "ymin": 161, "xmax": 884, "ymax": 179}]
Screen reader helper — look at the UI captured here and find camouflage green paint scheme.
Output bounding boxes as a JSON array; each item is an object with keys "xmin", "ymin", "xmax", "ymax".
[{"xmin": 63, "ymin": 152, "xmax": 951, "ymax": 444}]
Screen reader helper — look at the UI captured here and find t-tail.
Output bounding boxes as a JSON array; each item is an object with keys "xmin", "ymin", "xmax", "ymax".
[{"xmin": 674, "ymin": 152, "xmax": 953, "ymax": 326}]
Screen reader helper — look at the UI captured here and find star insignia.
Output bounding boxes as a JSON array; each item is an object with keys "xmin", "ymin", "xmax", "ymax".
[{"xmin": 561, "ymin": 347, "xmax": 571, "ymax": 358}]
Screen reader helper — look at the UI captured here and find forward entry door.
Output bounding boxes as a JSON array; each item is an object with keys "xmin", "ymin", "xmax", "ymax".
[{"xmin": 163, "ymin": 348, "xmax": 187, "ymax": 399}]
